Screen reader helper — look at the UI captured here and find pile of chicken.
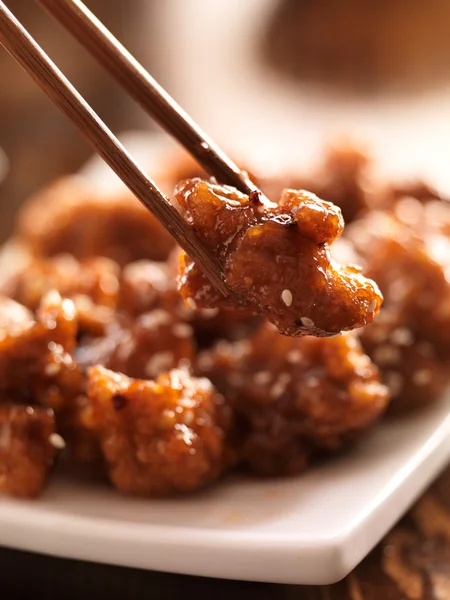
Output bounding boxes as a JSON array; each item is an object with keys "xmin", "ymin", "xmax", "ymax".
[{"xmin": 0, "ymin": 142, "xmax": 448, "ymax": 498}]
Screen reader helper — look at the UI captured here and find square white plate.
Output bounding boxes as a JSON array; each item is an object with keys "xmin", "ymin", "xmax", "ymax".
[{"xmin": 0, "ymin": 392, "xmax": 449, "ymax": 585}]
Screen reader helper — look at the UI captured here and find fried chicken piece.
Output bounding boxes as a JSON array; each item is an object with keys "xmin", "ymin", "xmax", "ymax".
[
  {"xmin": 118, "ymin": 260, "xmax": 183, "ymax": 319},
  {"xmin": 196, "ymin": 323, "xmax": 389, "ymax": 476},
  {"xmin": 288, "ymin": 143, "xmax": 375, "ymax": 223},
  {"xmin": 0, "ymin": 293, "xmax": 92, "ymax": 461},
  {"xmin": 104, "ymin": 310, "xmax": 195, "ymax": 380},
  {"xmin": 73, "ymin": 307, "xmax": 194, "ymax": 461},
  {"xmin": 347, "ymin": 207, "xmax": 450, "ymax": 411},
  {"xmin": 176, "ymin": 179, "xmax": 382, "ymax": 337},
  {"xmin": 3, "ymin": 254, "xmax": 119, "ymax": 310},
  {"xmin": 360, "ymin": 309, "xmax": 447, "ymax": 414},
  {"xmin": 0, "ymin": 292, "xmax": 79, "ymax": 412},
  {"xmin": 0, "ymin": 404, "xmax": 58, "ymax": 497},
  {"xmin": 3, "ymin": 254, "xmax": 120, "ymax": 337},
  {"xmin": 73, "ymin": 262, "xmax": 195, "ymax": 378},
  {"xmin": 16, "ymin": 176, "xmax": 174, "ymax": 265},
  {"xmin": 84, "ymin": 366, "xmax": 232, "ymax": 496},
  {"xmin": 288, "ymin": 143, "xmax": 450, "ymax": 221},
  {"xmin": 388, "ymin": 180, "xmax": 448, "ymax": 206},
  {"xmin": 119, "ymin": 258, "xmax": 261, "ymax": 347}
]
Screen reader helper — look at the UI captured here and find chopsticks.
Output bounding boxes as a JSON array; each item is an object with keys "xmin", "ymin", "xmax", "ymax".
[
  {"xmin": 36, "ymin": 0, "xmax": 266, "ymax": 203},
  {"xmin": 0, "ymin": 2, "xmax": 264, "ymax": 298}
]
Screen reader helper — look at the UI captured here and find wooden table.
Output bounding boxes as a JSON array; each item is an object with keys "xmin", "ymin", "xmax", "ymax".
[{"xmin": 4, "ymin": 465, "xmax": 450, "ymax": 600}]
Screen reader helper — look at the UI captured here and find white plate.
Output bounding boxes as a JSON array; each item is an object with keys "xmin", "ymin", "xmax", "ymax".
[
  {"xmin": 1, "ymin": 393, "xmax": 450, "ymax": 585},
  {"xmin": 1, "ymin": 134, "xmax": 450, "ymax": 585}
]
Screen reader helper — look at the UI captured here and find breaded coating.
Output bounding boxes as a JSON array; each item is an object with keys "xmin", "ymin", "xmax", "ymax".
[
  {"xmin": 0, "ymin": 293, "xmax": 90, "ymax": 462},
  {"xmin": 288, "ymin": 143, "xmax": 375, "ymax": 223},
  {"xmin": 119, "ymin": 258, "xmax": 261, "ymax": 347},
  {"xmin": 118, "ymin": 260, "xmax": 181, "ymax": 318},
  {"xmin": 84, "ymin": 366, "xmax": 232, "ymax": 496},
  {"xmin": 3, "ymin": 254, "xmax": 120, "ymax": 337},
  {"xmin": 0, "ymin": 292, "xmax": 79, "ymax": 412},
  {"xmin": 360, "ymin": 308, "xmax": 447, "ymax": 414},
  {"xmin": 347, "ymin": 206, "xmax": 450, "ymax": 411},
  {"xmin": 0, "ymin": 404, "xmax": 58, "ymax": 497},
  {"xmin": 16, "ymin": 176, "xmax": 175, "ymax": 265},
  {"xmin": 196, "ymin": 323, "xmax": 389, "ymax": 476},
  {"xmin": 0, "ymin": 140, "xmax": 448, "ymax": 498},
  {"xmin": 176, "ymin": 179, "xmax": 382, "ymax": 337},
  {"xmin": 105, "ymin": 310, "xmax": 195, "ymax": 380}
]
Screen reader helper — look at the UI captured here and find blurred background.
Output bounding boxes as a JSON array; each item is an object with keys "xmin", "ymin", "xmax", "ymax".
[{"xmin": 2, "ymin": 0, "xmax": 450, "ymax": 242}]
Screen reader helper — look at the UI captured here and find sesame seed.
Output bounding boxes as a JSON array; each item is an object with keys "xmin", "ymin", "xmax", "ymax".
[
  {"xmin": 144, "ymin": 351, "xmax": 174, "ymax": 378},
  {"xmin": 182, "ymin": 410, "xmax": 195, "ymax": 426},
  {"xmin": 384, "ymin": 371, "xmax": 404, "ymax": 397},
  {"xmin": 270, "ymin": 373, "xmax": 291, "ymax": 398},
  {"xmin": 99, "ymin": 273, "xmax": 119, "ymax": 296},
  {"xmin": 395, "ymin": 197, "xmax": 422, "ymax": 225},
  {"xmin": 44, "ymin": 363, "xmax": 61, "ymax": 377},
  {"xmin": 47, "ymin": 341, "xmax": 62, "ymax": 353},
  {"xmin": 172, "ymin": 323, "xmax": 193, "ymax": 339},
  {"xmin": 174, "ymin": 423, "xmax": 195, "ymax": 445},
  {"xmin": 49, "ymin": 433, "xmax": 66, "ymax": 450},
  {"xmin": 286, "ymin": 349, "xmax": 302, "ymax": 364},
  {"xmin": 281, "ymin": 289, "xmax": 293, "ymax": 307},
  {"xmin": 196, "ymin": 377, "xmax": 213, "ymax": 392},
  {"xmin": 305, "ymin": 376, "xmax": 319, "ymax": 388},
  {"xmin": 412, "ymin": 369, "xmax": 432, "ymax": 386},
  {"xmin": 388, "ymin": 280, "xmax": 408, "ymax": 300},
  {"xmin": 372, "ymin": 344, "xmax": 402, "ymax": 365},
  {"xmin": 116, "ymin": 337, "xmax": 135, "ymax": 361},
  {"xmin": 300, "ymin": 317, "xmax": 315, "ymax": 328},
  {"xmin": 40, "ymin": 290, "xmax": 62, "ymax": 310},
  {"xmin": 390, "ymin": 327, "xmax": 414, "ymax": 347},
  {"xmin": 232, "ymin": 340, "xmax": 250, "ymax": 360},
  {"xmin": 253, "ymin": 371, "xmax": 272, "ymax": 385},
  {"xmin": 73, "ymin": 294, "xmax": 94, "ymax": 312},
  {"xmin": 186, "ymin": 298, "xmax": 197, "ymax": 310},
  {"xmin": 61, "ymin": 298, "xmax": 76, "ymax": 320},
  {"xmin": 177, "ymin": 358, "xmax": 192, "ymax": 372},
  {"xmin": 200, "ymin": 308, "xmax": 219, "ymax": 319},
  {"xmin": 138, "ymin": 309, "xmax": 172, "ymax": 330},
  {"xmin": 197, "ymin": 354, "xmax": 213, "ymax": 371},
  {"xmin": 163, "ymin": 409, "xmax": 176, "ymax": 420}
]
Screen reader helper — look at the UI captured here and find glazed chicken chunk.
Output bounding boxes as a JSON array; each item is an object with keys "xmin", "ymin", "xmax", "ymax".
[
  {"xmin": 84, "ymin": 366, "xmax": 233, "ymax": 496},
  {"xmin": 196, "ymin": 323, "xmax": 389, "ymax": 476},
  {"xmin": 0, "ymin": 404, "xmax": 58, "ymax": 498},
  {"xmin": 0, "ymin": 292, "xmax": 79, "ymax": 411},
  {"xmin": 176, "ymin": 179, "xmax": 382, "ymax": 337},
  {"xmin": 346, "ymin": 203, "xmax": 450, "ymax": 412}
]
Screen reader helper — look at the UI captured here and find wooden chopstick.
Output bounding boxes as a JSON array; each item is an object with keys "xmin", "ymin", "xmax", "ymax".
[
  {"xmin": 35, "ymin": 0, "xmax": 269, "ymax": 204},
  {"xmin": 0, "ymin": 0, "xmax": 229, "ymax": 297}
]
